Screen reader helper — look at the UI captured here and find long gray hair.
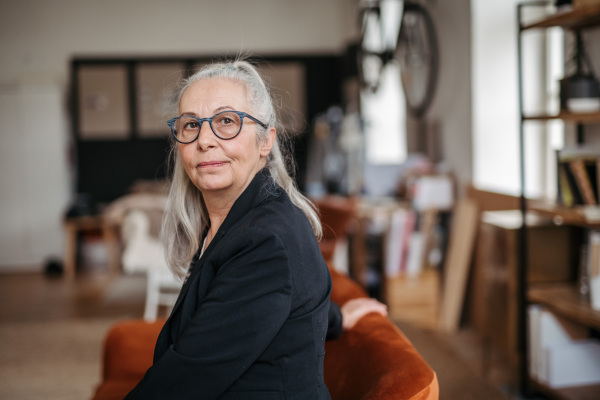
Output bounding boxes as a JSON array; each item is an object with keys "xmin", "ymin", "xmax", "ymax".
[{"xmin": 161, "ymin": 59, "xmax": 322, "ymax": 279}]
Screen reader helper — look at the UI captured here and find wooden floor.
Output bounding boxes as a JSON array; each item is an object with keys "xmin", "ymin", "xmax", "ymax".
[{"xmin": 0, "ymin": 269, "xmax": 146, "ymax": 324}]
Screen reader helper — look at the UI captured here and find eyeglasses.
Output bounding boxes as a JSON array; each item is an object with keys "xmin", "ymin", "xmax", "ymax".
[{"xmin": 167, "ymin": 111, "xmax": 268, "ymax": 144}]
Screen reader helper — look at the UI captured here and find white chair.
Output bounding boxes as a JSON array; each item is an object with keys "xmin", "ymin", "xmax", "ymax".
[
  {"xmin": 144, "ymin": 267, "xmax": 182, "ymax": 322},
  {"xmin": 120, "ymin": 209, "xmax": 183, "ymax": 321}
]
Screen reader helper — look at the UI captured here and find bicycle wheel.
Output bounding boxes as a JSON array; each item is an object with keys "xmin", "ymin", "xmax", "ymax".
[{"xmin": 396, "ymin": 2, "xmax": 439, "ymax": 117}]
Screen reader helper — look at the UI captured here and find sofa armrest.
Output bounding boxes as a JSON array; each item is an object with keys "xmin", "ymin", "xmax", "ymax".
[
  {"xmin": 102, "ymin": 319, "xmax": 164, "ymax": 381},
  {"xmin": 324, "ymin": 313, "xmax": 438, "ymax": 400},
  {"xmin": 326, "ymin": 265, "xmax": 439, "ymax": 400}
]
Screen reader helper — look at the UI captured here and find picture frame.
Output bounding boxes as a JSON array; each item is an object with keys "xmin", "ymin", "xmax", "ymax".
[
  {"xmin": 136, "ymin": 63, "xmax": 185, "ymax": 138},
  {"xmin": 77, "ymin": 64, "xmax": 130, "ymax": 139}
]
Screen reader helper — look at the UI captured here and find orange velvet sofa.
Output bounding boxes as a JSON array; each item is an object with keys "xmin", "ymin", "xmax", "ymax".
[{"xmin": 91, "ymin": 267, "xmax": 439, "ymax": 400}]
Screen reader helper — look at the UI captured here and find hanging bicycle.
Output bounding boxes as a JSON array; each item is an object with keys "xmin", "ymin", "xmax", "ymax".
[{"xmin": 357, "ymin": 0, "xmax": 439, "ymax": 118}]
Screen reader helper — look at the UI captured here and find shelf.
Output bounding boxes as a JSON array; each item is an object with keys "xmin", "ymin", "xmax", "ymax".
[
  {"xmin": 518, "ymin": 2, "xmax": 600, "ymax": 398},
  {"xmin": 528, "ymin": 283, "xmax": 600, "ymax": 331},
  {"xmin": 530, "ymin": 378, "xmax": 600, "ymax": 400},
  {"xmin": 530, "ymin": 203, "xmax": 600, "ymax": 228},
  {"xmin": 522, "ymin": 4, "xmax": 600, "ymax": 31},
  {"xmin": 523, "ymin": 111, "xmax": 600, "ymax": 124}
]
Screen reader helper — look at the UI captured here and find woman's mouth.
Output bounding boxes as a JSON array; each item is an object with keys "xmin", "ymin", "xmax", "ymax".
[{"xmin": 198, "ymin": 161, "xmax": 227, "ymax": 168}]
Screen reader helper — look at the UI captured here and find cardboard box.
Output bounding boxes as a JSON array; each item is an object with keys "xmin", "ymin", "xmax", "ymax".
[{"xmin": 385, "ymin": 269, "xmax": 440, "ymax": 330}]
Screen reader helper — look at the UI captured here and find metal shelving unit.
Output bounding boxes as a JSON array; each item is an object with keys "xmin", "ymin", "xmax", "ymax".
[{"xmin": 517, "ymin": 2, "xmax": 600, "ymax": 398}]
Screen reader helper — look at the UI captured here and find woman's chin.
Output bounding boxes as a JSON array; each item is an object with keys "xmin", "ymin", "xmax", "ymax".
[{"xmin": 198, "ymin": 182, "xmax": 230, "ymax": 194}]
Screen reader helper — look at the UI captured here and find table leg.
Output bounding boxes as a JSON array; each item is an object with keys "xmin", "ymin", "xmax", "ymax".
[
  {"xmin": 63, "ymin": 222, "xmax": 77, "ymax": 281},
  {"xmin": 103, "ymin": 225, "xmax": 121, "ymax": 277}
]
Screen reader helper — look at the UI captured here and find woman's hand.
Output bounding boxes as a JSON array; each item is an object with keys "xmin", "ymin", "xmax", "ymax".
[{"xmin": 341, "ymin": 298, "xmax": 388, "ymax": 330}]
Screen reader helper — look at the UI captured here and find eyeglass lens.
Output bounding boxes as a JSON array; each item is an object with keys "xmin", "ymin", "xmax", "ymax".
[{"xmin": 174, "ymin": 111, "xmax": 242, "ymax": 142}]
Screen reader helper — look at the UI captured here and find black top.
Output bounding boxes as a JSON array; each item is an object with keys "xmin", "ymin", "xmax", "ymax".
[{"xmin": 126, "ymin": 169, "xmax": 332, "ymax": 400}]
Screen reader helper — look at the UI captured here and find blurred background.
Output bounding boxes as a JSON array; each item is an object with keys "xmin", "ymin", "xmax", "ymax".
[{"xmin": 0, "ymin": 0, "xmax": 474, "ymax": 269}]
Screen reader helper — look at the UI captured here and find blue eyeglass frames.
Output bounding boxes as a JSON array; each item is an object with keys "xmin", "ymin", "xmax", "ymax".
[{"xmin": 167, "ymin": 110, "xmax": 268, "ymax": 144}]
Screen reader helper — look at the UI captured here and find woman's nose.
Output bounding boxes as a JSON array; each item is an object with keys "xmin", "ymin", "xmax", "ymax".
[{"xmin": 196, "ymin": 121, "xmax": 217, "ymax": 150}]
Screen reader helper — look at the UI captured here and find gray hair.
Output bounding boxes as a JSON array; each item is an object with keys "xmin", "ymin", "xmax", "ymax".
[{"xmin": 162, "ymin": 59, "xmax": 322, "ymax": 279}]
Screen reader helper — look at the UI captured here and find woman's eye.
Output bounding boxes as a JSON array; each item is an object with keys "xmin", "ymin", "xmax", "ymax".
[
  {"xmin": 216, "ymin": 116, "xmax": 233, "ymax": 125},
  {"xmin": 183, "ymin": 121, "xmax": 199, "ymax": 130}
]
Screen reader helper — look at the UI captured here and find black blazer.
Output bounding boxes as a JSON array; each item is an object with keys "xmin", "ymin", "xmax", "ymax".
[{"xmin": 125, "ymin": 169, "xmax": 332, "ymax": 400}]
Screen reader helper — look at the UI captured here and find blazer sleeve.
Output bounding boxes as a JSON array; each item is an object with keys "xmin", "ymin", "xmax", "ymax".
[
  {"xmin": 125, "ymin": 228, "xmax": 292, "ymax": 400},
  {"xmin": 326, "ymin": 301, "xmax": 343, "ymax": 340}
]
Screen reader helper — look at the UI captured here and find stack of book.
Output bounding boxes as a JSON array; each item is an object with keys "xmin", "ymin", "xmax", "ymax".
[
  {"xmin": 384, "ymin": 208, "xmax": 419, "ymax": 277},
  {"xmin": 557, "ymin": 148, "xmax": 600, "ymax": 208}
]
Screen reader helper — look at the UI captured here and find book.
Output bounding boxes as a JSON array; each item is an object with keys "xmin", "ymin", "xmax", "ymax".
[
  {"xmin": 557, "ymin": 162, "xmax": 575, "ymax": 207},
  {"xmin": 385, "ymin": 209, "xmax": 408, "ymax": 277},
  {"xmin": 405, "ymin": 232, "xmax": 425, "ymax": 277},
  {"xmin": 561, "ymin": 160, "xmax": 585, "ymax": 205},
  {"xmin": 384, "ymin": 208, "xmax": 416, "ymax": 277},
  {"xmin": 528, "ymin": 305, "xmax": 542, "ymax": 380},
  {"xmin": 557, "ymin": 147, "xmax": 600, "ymax": 207},
  {"xmin": 588, "ymin": 230, "xmax": 600, "ymax": 311},
  {"xmin": 569, "ymin": 158, "xmax": 597, "ymax": 205}
]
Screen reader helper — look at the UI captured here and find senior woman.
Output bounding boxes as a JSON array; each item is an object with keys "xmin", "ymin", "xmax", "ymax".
[{"xmin": 124, "ymin": 60, "xmax": 332, "ymax": 400}]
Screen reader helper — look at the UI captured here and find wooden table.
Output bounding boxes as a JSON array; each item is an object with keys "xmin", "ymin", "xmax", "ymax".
[{"xmin": 63, "ymin": 215, "xmax": 120, "ymax": 280}]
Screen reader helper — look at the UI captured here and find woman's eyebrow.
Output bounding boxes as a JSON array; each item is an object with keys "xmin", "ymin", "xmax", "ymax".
[
  {"xmin": 213, "ymin": 105, "xmax": 235, "ymax": 113},
  {"xmin": 179, "ymin": 106, "xmax": 235, "ymax": 117}
]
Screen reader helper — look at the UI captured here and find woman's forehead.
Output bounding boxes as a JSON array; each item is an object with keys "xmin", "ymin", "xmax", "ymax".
[{"xmin": 180, "ymin": 78, "xmax": 248, "ymax": 110}]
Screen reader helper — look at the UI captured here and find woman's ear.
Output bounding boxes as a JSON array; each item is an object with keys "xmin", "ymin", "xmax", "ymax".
[{"xmin": 260, "ymin": 127, "xmax": 276, "ymax": 157}]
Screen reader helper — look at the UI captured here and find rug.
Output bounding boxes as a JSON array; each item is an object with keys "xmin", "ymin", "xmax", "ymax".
[{"xmin": 0, "ymin": 318, "xmax": 120, "ymax": 400}]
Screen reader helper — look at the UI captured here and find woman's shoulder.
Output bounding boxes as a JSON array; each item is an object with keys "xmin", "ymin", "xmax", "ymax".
[
  {"xmin": 220, "ymin": 195, "xmax": 310, "ymax": 255},
  {"xmin": 251, "ymin": 191, "xmax": 307, "ymax": 229}
]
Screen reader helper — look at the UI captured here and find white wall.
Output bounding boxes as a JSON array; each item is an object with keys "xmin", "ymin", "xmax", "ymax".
[
  {"xmin": 472, "ymin": 0, "xmax": 547, "ymax": 197},
  {"xmin": 472, "ymin": 1, "xmax": 600, "ymax": 198},
  {"xmin": 422, "ymin": 0, "xmax": 473, "ymax": 192},
  {"xmin": 0, "ymin": 84, "xmax": 71, "ymax": 268},
  {"xmin": 471, "ymin": 0, "xmax": 523, "ymax": 196},
  {"xmin": 0, "ymin": 0, "xmax": 358, "ymax": 87},
  {"xmin": 0, "ymin": 0, "xmax": 359, "ymax": 270}
]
